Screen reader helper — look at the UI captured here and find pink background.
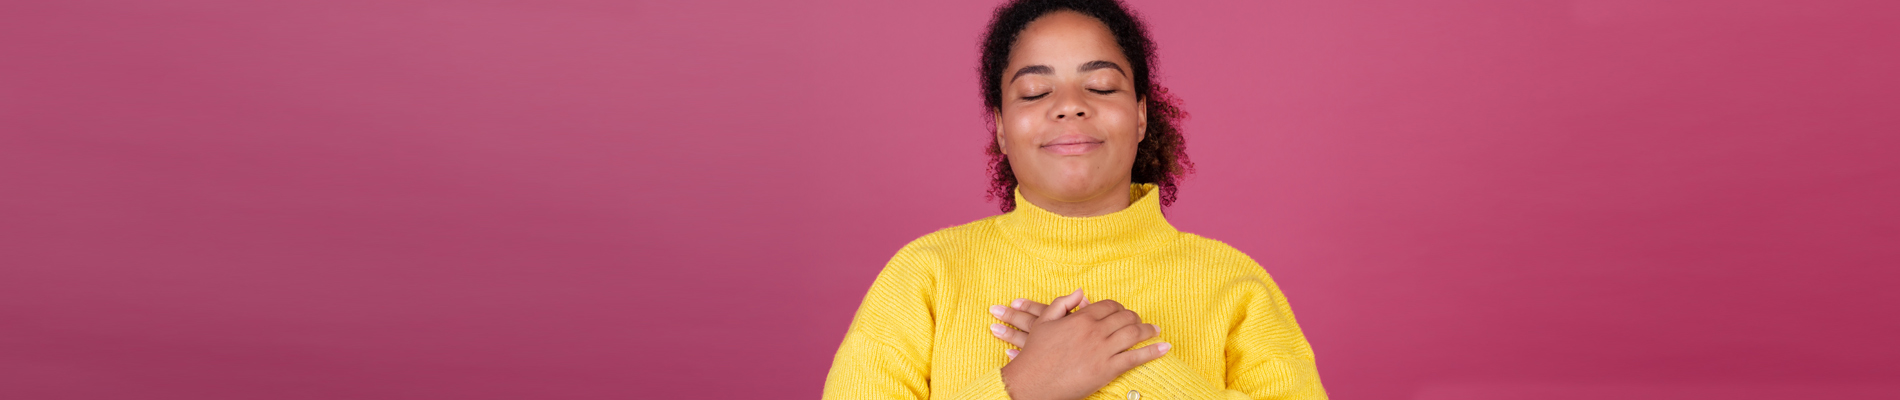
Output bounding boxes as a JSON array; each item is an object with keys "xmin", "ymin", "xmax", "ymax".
[{"xmin": 4, "ymin": 0, "xmax": 1898, "ymax": 399}]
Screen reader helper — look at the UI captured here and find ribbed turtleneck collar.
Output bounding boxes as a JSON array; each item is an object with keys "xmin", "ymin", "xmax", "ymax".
[{"xmin": 992, "ymin": 183, "xmax": 1182, "ymax": 265}]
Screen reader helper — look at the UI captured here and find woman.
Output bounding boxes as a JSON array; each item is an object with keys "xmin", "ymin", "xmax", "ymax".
[{"xmin": 822, "ymin": 1, "xmax": 1325, "ymax": 399}]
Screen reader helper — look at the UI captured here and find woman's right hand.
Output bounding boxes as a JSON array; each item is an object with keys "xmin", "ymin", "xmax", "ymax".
[{"xmin": 998, "ymin": 289, "xmax": 1169, "ymax": 400}]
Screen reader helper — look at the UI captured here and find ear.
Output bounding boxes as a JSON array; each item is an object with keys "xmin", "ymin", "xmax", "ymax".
[
  {"xmin": 1136, "ymin": 97, "xmax": 1148, "ymax": 142},
  {"xmin": 993, "ymin": 111, "xmax": 1008, "ymax": 155}
]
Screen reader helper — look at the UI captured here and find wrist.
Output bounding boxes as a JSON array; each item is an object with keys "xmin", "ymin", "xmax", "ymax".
[
  {"xmin": 999, "ymin": 363, "xmax": 1051, "ymax": 400},
  {"xmin": 1000, "ymin": 363, "xmax": 1028, "ymax": 400}
]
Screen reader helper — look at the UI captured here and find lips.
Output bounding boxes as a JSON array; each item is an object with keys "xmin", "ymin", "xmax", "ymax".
[{"xmin": 1041, "ymin": 134, "xmax": 1104, "ymax": 155}]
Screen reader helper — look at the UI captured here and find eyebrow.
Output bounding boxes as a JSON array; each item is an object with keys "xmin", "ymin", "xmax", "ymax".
[
  {"xmin": 1078, "ymin": 60, "xmax": 1126, "ymax": 76},
  {"xmin": 1009, "ymin": 65, "xmax": 1053, "ymax": 83},
  {"xmin": 1008, "ymin": 60, "xmax": 1129, "ymax": 83}
]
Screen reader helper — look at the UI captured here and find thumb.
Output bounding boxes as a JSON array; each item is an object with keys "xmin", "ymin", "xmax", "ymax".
[{"xmin": 1040, "ymin": 288, "xmax": 1084, "ymax": 322}]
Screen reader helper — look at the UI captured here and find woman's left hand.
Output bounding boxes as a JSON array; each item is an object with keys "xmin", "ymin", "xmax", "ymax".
[{"xmin": 989, "ymin": 297, "xmax": 1156, "ymax": 360}]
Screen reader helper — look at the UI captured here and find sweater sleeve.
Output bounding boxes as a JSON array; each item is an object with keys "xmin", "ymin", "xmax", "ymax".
[
  {"xmin": 1097, "ymin": 269, "xmax": 1328, "ymax": 400},
  {"xmin": 824, "ymin": 244, "xmax": 1015, "ymax": 399}
]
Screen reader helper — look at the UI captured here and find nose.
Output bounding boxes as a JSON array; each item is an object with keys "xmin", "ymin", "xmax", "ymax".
[{"xmin": 1051, "ymin": 90, "xmax": 1091, "ymax": 120}]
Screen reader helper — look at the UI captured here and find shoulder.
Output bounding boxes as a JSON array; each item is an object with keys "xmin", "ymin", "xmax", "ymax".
[
  {"xmin": 892, "ymin": 215, "xmax": 1002, "ymax": 257},
  {"xmin": 1171, "ymin": 232, "xmax": 1268, "ymax": 274},
  {"xmin": 1169, "ymin": 232, "xmax": 1288, "ymax": 291},
  {"xmin": 877, "ymin": 215, "xmax": 1003, "ymax": 276}
]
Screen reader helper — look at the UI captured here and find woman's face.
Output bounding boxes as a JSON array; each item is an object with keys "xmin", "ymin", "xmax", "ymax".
[{"xmin": 997, "ymin": 11, "xmax": 1146, "ymax": 206}]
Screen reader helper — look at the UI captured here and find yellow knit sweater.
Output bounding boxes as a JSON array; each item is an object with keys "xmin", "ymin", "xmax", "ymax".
[{"xmin": 822, "ymin": 183, "xmax": 1326, "ymax": 400}]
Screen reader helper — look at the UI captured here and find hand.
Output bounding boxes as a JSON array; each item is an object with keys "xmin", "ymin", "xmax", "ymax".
[
  {"xmin": 989, "ymin": 289, "xmax": 1169, "ymax": 400},
  {"xmin": 989, "ymin": 296, "xmax": 1163, "ymax": 359}
]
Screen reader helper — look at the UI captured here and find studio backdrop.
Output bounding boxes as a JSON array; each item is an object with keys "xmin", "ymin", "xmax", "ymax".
[{"xmin": 3, "ymin": 0, "xmax": 1896, "ymax": 399}]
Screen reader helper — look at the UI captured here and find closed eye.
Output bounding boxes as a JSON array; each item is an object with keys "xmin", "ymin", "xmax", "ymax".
[
  {"xmin": 1089, "ymin": 89, "xmax": 1118, "ymax": 95},
  {"xmin": 1022, "ymin": 92, "xmax": 1050, "ymax": 100}
]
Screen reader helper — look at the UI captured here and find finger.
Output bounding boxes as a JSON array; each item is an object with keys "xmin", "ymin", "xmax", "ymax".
[
  {"xmin": 1005, "ymin": 349, "xmax": 1019, "ymax": 360},
  {"xmin": 1079, "ymin": 289, "xmax": 1093, "ymax": 312},
  {"xmin": 1077, "ymin": 299, "xmax": 1126, "ymax": 321},
  {"xmin": 989, "ymin": 323, "xmax": 1028, "ymax": 347},
  {"xmin": 1040, "ymin": 289, "xmax": 1085, "ymax": 322},
  {"xmin": 990, "ymin": 304, "xmax": 1038, "ymax": 332},
  {"xmin": 1048, "ymin": 288, "xmax": 1079, "ymax": 322},
  {"xmin": 1109, "ymin": 342, "xmax": 1171, "ymax": 373},
  {"xmin": 1107, "ymin": 323, "xmax": 1160, "ymax": 349},
  {"xmin": 1100, "ymin": 308, "xmax": 1143, "ymax": 329},
  {"xmin": 1011, "ymin": 298, "xmax": 1049, "ymax": 318}
]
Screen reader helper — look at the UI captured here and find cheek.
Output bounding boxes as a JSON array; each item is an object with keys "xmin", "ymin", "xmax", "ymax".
[
  {"xmin": 1001, "ymin": 113, "xmax": 1040, "ymax": 146},
  {"xmin": 1099, "ymin": 104, "xmax": 1145, "ymax": 142}
]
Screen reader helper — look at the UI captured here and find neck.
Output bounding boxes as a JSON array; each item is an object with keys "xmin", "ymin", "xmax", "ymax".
[
  {"xmin": 997, "ymin": 182, "xmax": 1179, "ymax": 265},
  {"xmin": 1018, "ymin": 179, "xmax": 1136, "ymax": 217}
]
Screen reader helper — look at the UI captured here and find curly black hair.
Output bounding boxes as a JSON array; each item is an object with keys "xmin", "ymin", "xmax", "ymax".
[{"xmin": 980, "ymin": 0, "xmax": 1192, "ymax": 212}]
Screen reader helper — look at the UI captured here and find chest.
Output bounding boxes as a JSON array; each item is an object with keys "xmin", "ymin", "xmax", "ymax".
[{"xmin": 922, "ymin": 254, "xmax": 1237, "ymax": 399}]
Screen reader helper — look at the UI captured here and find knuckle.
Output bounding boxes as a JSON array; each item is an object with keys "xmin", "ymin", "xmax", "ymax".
[{"xmin": 1111, "ymin": 327, "xmax": 1138, "ymax": 341}]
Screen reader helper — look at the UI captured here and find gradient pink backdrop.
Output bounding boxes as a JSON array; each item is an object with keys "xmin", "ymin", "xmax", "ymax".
[{"xmin": 4, "ymin": 1, "xmax": 1898, "ymax": 399}]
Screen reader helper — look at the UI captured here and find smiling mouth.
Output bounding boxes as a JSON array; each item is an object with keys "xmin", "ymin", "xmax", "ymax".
[{"xmin": 1041, "ymin": 138, "xmax": 1104, "ymax": 155}]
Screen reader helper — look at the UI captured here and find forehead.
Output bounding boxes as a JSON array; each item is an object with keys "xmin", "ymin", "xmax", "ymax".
[{"xmin": 1008, "ymin": 11, "xmax": 1128, "ymax": 70}]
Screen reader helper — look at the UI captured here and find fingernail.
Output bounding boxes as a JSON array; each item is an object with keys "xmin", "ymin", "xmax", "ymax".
[
  {"xmin": 991, "ymin": 323, "xmax": 1007, "ymax": 336},
  {"xmin": 990, "ymin": 305, "xmax": 1005, "ymax": 318},
  {"xmin": 1153, "ymin": 324, "xmax": 1161, "ymax": 333},
  {"xmin": 1011, "ymin": 299, "xmax": 1024, "ymax": 309},
  {"xmin": 1158, "ymin": 342, "xmax": 1172, "ymax": 354},
  {"xmin": 1005, "ymin": 349, "xmax": 1019, "ymax": 358}
]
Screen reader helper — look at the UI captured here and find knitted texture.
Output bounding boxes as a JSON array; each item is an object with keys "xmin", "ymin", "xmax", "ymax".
[{"xmin": 823, "ymin": 184, "xmax": 1326, "ymax": 400}]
